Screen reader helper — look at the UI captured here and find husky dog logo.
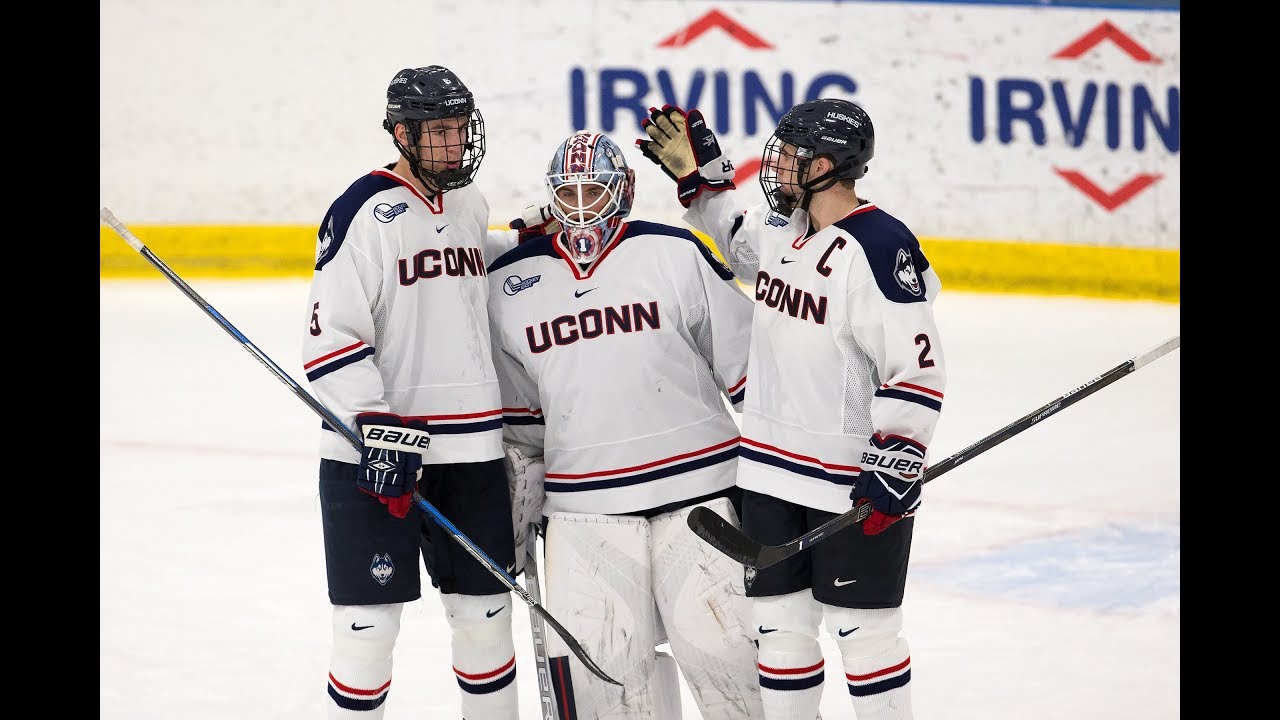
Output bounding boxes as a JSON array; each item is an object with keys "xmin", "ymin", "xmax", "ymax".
[
  {"xmin": 370, "ymin": 553, "xmax": 395, "ymax": 586},
  {"xmin": 374, "ymin": 202, "xmax": 409, "ymax": 223},
  {"xmin": 894, "ymin": 247, "xmax": 922, "ymax": 296},
  {"xmin": 317, "ymin": 216, "xmax": 334, "ymax": 264},
  {"xmin": 744, "ymin": 565, "xmax": 757, "ymax": 589}
]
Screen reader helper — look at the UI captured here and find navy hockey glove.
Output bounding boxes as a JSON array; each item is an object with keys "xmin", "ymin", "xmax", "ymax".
[
  {"xmin": 509, "ymin": 203, "xmax": 561, "ymax": 244},
  {"xmin": 356, "ymin": 412, "xmax": 432, "ymax": 519},
  {"xmin": 850, "ymin": 434, "xmax": 926, "ymax": 535},
  {"xmin": 636, "ymin": 105, "xmax": 735, "ymax": 207}
]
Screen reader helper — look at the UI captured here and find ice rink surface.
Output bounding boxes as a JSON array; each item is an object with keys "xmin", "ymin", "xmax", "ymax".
[{"xmin": 100, "ymin": 279, "xmax": 1180, "ymax": 719}]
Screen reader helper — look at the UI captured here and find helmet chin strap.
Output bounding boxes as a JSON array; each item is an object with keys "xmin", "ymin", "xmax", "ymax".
[{"xmin": 796, "ymin": 163, "xmax": 844, "ymax": 213}]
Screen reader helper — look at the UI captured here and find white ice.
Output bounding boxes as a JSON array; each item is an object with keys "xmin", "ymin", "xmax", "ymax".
[{"xmin": 100, "ymin": 279, "xmax": 1180, "ymax": 719}]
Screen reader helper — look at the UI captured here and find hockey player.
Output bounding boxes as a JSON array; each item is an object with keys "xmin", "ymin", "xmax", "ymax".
[
  {"xmin": 487, "ymin": 131, "xmax": 765, "ymax": 719},
  {"xmin": 301, "ymin": 66, "xmax": 522, "ymax": 719},
  {"xmin": 637, "ymin": 101, "xmax": 947, "ymax": 720}
]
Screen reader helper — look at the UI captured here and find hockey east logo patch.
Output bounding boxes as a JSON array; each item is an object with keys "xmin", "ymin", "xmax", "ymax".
[
  {"xmin": 894, "ymin": 248, "xmax": 922, "ymax": 297},
  {"xmin": 504, "ymin": 274, "xmax": 541, "ymax": 296},
  {"xmin": 370, "ymin": 553, "xmax": 395, "ymax": 586},
  {"xmin": 373, "ymin": 202, "xmax": 409, "ymax": 223}
]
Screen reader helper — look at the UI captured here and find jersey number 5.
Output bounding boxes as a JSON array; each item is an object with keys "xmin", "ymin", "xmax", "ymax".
[{"xmin": 310, "ymin": 302, "xmax": 322, "ymax": 336}]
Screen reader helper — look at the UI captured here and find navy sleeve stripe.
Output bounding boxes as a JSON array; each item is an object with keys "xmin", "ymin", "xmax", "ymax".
[
  {"xmin": 305, "ymin": 346, "xmax": 375, "ymax": 382},
  {"xmin": 874, "ymin": 387, "xmax": 943, "ymax": 412}
]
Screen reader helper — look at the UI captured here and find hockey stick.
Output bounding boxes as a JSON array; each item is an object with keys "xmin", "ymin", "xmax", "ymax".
[
  {"xmin": 99, "ymin": 207, "xmax": 621, "ymax": 687},
  {"xmin": 688, "ymin": 335, "xmax": 1181, "ymax": 570},
  {"xmin": 522, "ymin": 525, "xmax": 560, "ymax": 720}
]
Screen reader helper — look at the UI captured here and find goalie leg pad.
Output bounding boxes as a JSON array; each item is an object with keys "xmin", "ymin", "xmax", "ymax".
[
  {"xmin": 824, "ymin": 605, "xmax": 913, "ymax": 719},
  {"xmin": 650, "ymin": 497, "xmax": 764, "ymax": 719},
  {"xmin": 328, "ymin": 604, "xmax": 403, "ymax": 716},
  {"xmin": 545, "ymin": 511, "xmax": 660, "ymax": 718},
  {"xmin": 653, "ymin": 650, "xmax": 683, "ymax": 720}
]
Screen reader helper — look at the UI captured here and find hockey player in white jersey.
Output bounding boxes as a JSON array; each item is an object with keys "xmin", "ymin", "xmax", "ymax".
[
  {"xmin": 301, "ymin": 66, "xmax": 522, "ymax": 719},
  {"xmin": 638, "ymin": 100, "xmax": 947, "ymax": 720},
  {"xmin": 487, "ymin": 131, "xmax": 765, "ymax": 719}
]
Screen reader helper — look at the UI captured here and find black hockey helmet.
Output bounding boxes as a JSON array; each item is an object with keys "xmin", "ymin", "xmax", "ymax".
[
  {"xmin": 760, "ymin": 98, "xmax": 874, "ymax": 216},
  {"xmin": 383, "ymin": 66, "xmax": 486, "ymax": 191}
]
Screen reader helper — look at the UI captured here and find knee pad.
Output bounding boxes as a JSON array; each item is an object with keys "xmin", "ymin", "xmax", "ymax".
[
  {"xmin": 754, "ymin": 589, "xmax": 822, "ymax": 641},
  {"xmin": 440, "ymin": 592, "xmax": 513, "ymax": 640},
  {"xmin": 332, "ymin": 603, "xmax": 402, "ymax": 658},
  {"xmin": 824, "ymin": 605, "xmax": 905, "ymax": 658}
]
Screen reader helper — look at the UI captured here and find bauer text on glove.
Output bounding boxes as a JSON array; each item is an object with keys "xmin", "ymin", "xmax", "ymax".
[
  {"xmin": 850, "ymin": 434, "xmax": 926, "ymax": 535},
  {"xmin": 356, "ymin": 412, "xmax": 431, "ymax": 519}
]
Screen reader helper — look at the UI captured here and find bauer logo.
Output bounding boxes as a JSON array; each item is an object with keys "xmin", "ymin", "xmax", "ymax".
[
  {"xmin": 374, "ymin": 202, "xmax": 409, "ymax": 223},
  {"xmin": 504, "ymin": 274, "xmax": 542, "ymax": 296}
]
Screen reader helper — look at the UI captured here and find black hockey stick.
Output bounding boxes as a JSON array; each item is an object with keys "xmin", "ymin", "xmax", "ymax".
[
  {"xmin": 521, "ymin": 525, "xmax": 560, "ymax": 719},
  {"xmin": 100, "ymin": 207, "xmax": 621, "ymax": 687},
  {"xmin": 688, "ymin": 335, "xmax": 1181, "ymax": 570}
]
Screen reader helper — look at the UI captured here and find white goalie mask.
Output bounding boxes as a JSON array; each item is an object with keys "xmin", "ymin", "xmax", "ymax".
[{"xmin": 544, "ymin": 132, "xmax": 636, "ymax": 265}]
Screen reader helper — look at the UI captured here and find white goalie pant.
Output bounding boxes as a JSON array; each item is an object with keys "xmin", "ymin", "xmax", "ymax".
[{"xmin": 544, "ymin": 496, "xmax": 763, "ymax": 720}]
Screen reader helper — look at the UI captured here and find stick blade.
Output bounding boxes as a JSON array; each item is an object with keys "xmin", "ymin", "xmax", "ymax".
[
  {"xmin": 533, "ymin": 605, "xmax": 623, "ymax": 686},
  {"xmin": 687, "ymin": 506, "xmax": 761, "ymax": 567}
]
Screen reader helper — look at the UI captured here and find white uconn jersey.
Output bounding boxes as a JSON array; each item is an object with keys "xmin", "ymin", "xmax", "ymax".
[
  {"xmin": 686, "ymin": 192, "xmax": 947, "ymax": 514},
  {"xmin": 302, "ymin": 169, "xmax": 514, "ymax": 465},
  {"xmin": 488, "ymin": 221, "xmax": 754, "ymax": 515}
]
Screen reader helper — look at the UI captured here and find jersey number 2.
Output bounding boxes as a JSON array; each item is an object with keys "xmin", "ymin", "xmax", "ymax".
[{"xmin": 915, "ymin": 333, "xmax": 935, "ymax": 368}]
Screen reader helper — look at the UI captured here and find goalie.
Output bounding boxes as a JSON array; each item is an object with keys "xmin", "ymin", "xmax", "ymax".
[{"xmin": 488, "ymin": 131, "xmax": 765, "ymax": 719}]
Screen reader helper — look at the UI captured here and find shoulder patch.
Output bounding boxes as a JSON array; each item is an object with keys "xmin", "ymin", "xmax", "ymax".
[
  {"xmin": 893, "ymin": 247, "xmax": 923, "ymax": 297},
  {"xmin": 315, "ymin": 173, "xmax": 403, "ymax": 271},
  {"xmin": 835, "ymin": 208, "xmax": 931, "ymax": 304}
]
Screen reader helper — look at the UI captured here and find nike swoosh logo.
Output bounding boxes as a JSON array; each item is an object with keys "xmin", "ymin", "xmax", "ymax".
[
  {"xmin": 838, "ymin": 627, "xmax": 860, "ymax": 637},
  {"xmin": 506, "ymin": 563, "xmax": 516, "ymax": 573},
  {"xmin": 834, "ymin": 578, "xmax": 857, "ymax": 587},
  {"xmin": 351, "ymin": 623, "xmax": 374, "ymax": 631},
  {"xmin": 780, "ymin": 257, "xmax": 796, "ymax": 264},
  {"xmin": 574, "ymin": 288, "xmax": 598, "ymax": 298},
  {"xmin": 485, "ymin": 606, "xmax": 505, "ymax": 618},
  {"xmin": 758, "ymin": 626, "xmax": 778, "ymax": 634},
  {"xmin": 435, "ymin": 224, "xmax": 448, "ymax": 233}
]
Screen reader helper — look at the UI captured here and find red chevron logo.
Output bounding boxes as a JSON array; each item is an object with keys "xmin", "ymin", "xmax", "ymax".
[
  {"xmin": 657, "ymin": 9, "xmax": 773, "ymax": 49},
  {"xmin": 1053, "ymin": 169, "xmax": 1162, "ymax": 211},
  {"xmin": 1052, "ymin": 21, "xmax": 1161, "ymax": 63}
]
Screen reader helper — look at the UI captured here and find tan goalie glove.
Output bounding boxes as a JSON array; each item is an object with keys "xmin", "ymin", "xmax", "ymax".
[
  {"xmin": 636, "ymin": 104, "xmax": 736, "ymax": 207},
  {"xmin": 503, "ymin": 443, "xmax": 545, "ymax": 574}
]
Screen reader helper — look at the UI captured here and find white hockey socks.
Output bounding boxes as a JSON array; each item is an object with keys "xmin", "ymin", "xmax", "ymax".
[
  {"xmin": 754, "ymin": 591, "xmax": 825, "ymax": 720},
  {"xmin": 827, "ymin": 606, "xmax": 914, "ymax": 720},
  {"xmin": 327, "ymin": 604, "xmax": 403, "ymax": 718},
  {"xmin": 441, "ymin": 593, "xmax": 519, "ymax": 720}
]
